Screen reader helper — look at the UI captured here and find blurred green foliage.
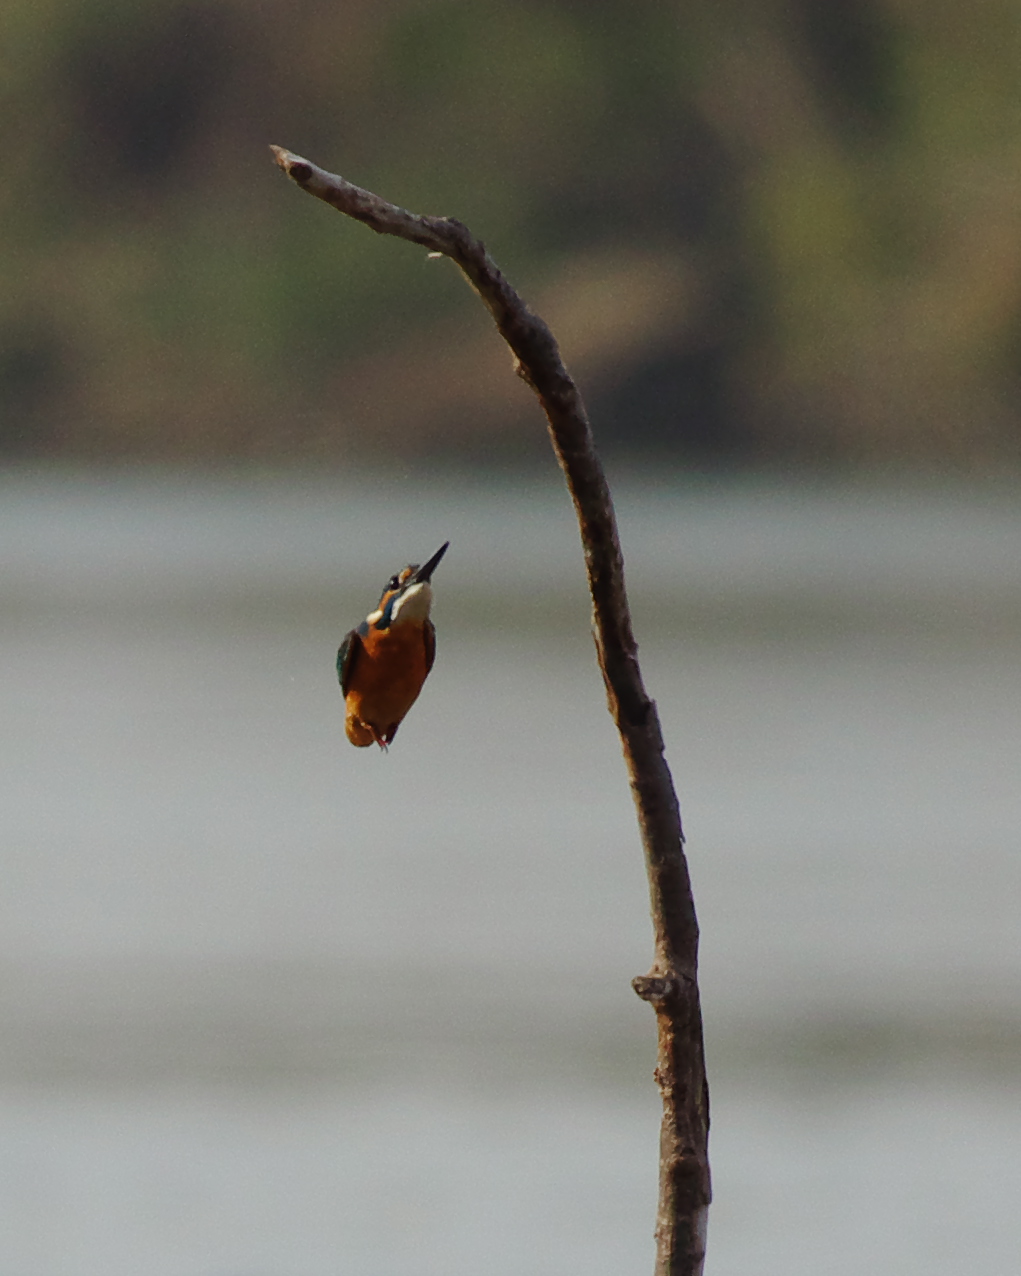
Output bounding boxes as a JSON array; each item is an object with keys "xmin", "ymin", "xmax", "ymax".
[{"xmin": 3, "ymin": 0, "xmax": 1021, "ymax": 466}]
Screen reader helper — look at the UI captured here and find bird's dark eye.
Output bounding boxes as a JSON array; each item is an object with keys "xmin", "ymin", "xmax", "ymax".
[{"xmin": 387, "ymin": 575, "xmax": 400, "ymax": 592}]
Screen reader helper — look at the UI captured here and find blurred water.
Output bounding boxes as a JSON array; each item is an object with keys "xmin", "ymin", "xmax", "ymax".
[{"xmin": 1, "ymin": 469, "xmax": 1019, "ymax": 1275}]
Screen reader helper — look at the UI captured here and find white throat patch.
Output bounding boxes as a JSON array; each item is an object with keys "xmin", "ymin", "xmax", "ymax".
[{"xmin": 390, "ymin": 581, "xmax": 433, "ymax": 625}]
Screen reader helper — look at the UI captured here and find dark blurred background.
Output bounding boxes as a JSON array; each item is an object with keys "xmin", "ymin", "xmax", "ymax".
[{"xmin": 5, "ymin": 0, "xmax": 1021, "ymax": 469}]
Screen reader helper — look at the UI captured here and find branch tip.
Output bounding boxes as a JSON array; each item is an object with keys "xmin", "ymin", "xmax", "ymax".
[{"xmin": 269, "ymin": 145, "xmax": 313, "ymax": 186}]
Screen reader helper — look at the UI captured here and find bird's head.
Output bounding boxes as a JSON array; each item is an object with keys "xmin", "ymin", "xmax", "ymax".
[{"xmin": 368, "ymin": 541, "xmax": 449, "ymax": 629}]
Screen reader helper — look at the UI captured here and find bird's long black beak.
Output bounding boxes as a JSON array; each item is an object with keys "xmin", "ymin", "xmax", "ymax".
[{"xmin": 411, "ymin": 541, "xmax": 449, "ymax": 584}]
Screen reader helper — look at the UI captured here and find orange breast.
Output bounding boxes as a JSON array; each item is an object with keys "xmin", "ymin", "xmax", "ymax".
[{"xmin": 345, "ymin": 622, "xmax": 431, "ymax": 745}]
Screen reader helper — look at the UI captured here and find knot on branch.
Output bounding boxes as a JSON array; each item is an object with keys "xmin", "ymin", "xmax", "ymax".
[
  {"xmin": 625, "ymin": 693, "xmax": 654, "ymax": 729},
  {"xmin": 632, "ymin": 973, "xmax": 679, "ymax": 1005}
]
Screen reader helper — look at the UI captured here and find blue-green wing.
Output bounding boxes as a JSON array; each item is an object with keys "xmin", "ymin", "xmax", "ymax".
[{"xmin": 336, "ymin": 628, "xmax": 364, "ymax": 695}]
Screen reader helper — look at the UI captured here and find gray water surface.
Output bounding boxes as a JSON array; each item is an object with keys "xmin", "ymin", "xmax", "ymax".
[{"xmin": 1, "ymin": 470, "xmax": 1019, "ymax": 1274}]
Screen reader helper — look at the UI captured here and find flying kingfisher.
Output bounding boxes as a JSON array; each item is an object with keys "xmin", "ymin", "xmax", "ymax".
[{"xmin": 337, "ymin": 541, "xmax": 449, "ymax": 749}]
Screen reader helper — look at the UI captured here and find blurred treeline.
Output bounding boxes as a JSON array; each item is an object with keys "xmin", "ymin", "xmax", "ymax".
[{"xmin": 4, "ymin": 0, "xmax": 1021, "ymax": 467}]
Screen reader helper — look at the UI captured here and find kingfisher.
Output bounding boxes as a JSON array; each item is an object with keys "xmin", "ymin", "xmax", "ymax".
[{"xmin": 337, "ymin": 541, "xmax": 449, "ymax": 750}]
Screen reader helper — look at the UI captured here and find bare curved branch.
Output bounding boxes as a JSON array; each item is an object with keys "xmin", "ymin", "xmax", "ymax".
[{"xmin": 271, "ymin": 144, "xmax": 710, "ymax": 1276}]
